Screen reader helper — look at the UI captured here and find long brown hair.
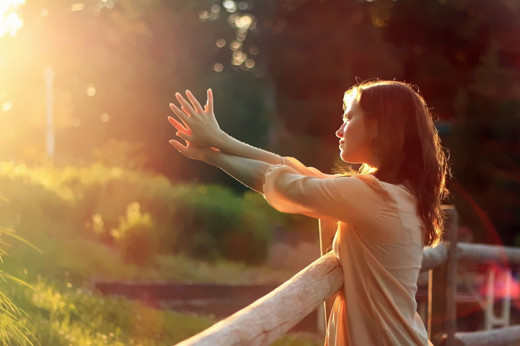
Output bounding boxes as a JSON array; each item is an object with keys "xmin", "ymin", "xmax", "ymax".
[{"xmin": 341, "ymin": 80, "xmax": 452, "ymax": 247}]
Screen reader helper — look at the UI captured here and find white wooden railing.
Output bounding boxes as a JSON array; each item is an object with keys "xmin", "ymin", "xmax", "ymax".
[
  {"xmin": 176, "ymin": 205, "xmax": 520, "ymax": 346},
  {"xmin": 176, "ymin": 252, "xmax": 342, "ymax": 346}
]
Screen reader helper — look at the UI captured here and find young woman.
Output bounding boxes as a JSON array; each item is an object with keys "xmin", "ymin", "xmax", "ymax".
[{"xmin": 167, "ymin": 80, "xmax": 450, "ymax": 345}]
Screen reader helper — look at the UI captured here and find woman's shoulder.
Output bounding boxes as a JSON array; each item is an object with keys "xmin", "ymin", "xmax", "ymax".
[
  {"xmin": 352, "ymin": 174, "xmax": 417, "ymax": 209},
  {"xmin": 280, "ymin": 156, "xmax": 334, "ymax": 178},
  {"xmin": 352, "ymin": 174, "xmax": 396, "ymax": 204}
]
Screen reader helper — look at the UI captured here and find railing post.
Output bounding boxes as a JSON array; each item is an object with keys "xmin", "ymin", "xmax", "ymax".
[{"xmin": 430, "ymin": 205, "xmax": 459, "ymax": 345}]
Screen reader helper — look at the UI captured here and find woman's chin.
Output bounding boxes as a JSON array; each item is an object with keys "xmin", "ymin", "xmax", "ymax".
[{"xmin": 340, "ymin": 152, "xmax": 362, "ymax": 164}]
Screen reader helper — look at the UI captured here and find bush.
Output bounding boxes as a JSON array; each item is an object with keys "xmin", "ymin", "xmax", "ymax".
[
  {"xmin": 111, "ymin": 202, "xmax": 158, "ymax": 266},
  {"xmin": 0, "ymin": 162, "xmax": 292, "ymax": 265}
]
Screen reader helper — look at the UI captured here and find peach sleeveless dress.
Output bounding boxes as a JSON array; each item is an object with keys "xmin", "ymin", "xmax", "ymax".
[{"xmin": 262, "ymin": 156, "xmax": 433, "ymax": 346}]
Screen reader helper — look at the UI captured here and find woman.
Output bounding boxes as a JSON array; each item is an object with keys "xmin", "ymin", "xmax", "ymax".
[{"xmin": 167, "ymin": 80, "xmax": 450, "ymax": 345}]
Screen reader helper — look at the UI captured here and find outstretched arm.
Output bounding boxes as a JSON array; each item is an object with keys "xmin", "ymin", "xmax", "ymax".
[
  {"xmin": 168, "ymin": 136, "xmax": 272, "ymax": 194},
  {"xmin": 168, "ymin": 89, "xmax": 284, "ymax": 165},
  {"xmin": 205, "ymin": 152, "xmax": 271, "ymax": 193},
  {"xmin": 216, "ymin": 131, "xmax": 283, "ymax": 166}
]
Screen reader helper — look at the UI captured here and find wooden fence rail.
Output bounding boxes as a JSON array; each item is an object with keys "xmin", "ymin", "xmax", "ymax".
[
  {"xmin": 455, "ymin": 325, "xmax": 520, "ymax": 346},
  {"xmin": 176, "ymin": 205, "xmax": 520, "ymax": 345},
  {"xmin": 176, "ymin": 252, "xmax": 342, "ymax": 346},
  {"xmin": 421, "ymin": 242, "xmax": 520, "ymax": 271}
]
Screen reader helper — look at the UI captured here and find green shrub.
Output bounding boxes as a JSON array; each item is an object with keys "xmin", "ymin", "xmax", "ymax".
[
  {"xmin": 0, "ymin": 162, "xmax": 292, "ymax": 265},
  {"xmin": 111, "ymin": 202, "xmax": 158, "ymax": 266}
]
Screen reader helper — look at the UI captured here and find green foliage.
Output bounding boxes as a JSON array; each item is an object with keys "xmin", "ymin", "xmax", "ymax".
[
  {"xmin": 110, "ymin": 202, "xmax": 158, "ymax": 266},
  {"xmin": 166, "ymin": 184, "xmax": 281, "ymax": 264},
  {"xmin": 0, "ymin": 161, "xmax": 290, "ymax": 265},
  {"xmin": 0, "ymin": 227, "xmax": 38, "ymax": 346},
  {"xmin": 0, "ymin": 162, "xmax": 320, "ymax": 345},
  {"xmin": 1, "ymin": 229, "xmax": 316, "ymax": 345},
  {"xmin": 0, "ymin": 225, "xmax": 317, "ymax": 345},
  {"xmin": 1, "ymin": 276, "xmax": 217, "ymax": 346},
  {"xmin": 1, "ymin": 275, "xmax": 320, "ymax": 345}
]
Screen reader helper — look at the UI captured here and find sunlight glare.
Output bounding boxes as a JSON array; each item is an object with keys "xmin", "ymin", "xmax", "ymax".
[
  {"xmin": 2, "ymin": 101, "xmax": 12, "ymax": 112},
  {"xmin": 0, "ymin": 0, "xmax": 25, "ymax": 37}
]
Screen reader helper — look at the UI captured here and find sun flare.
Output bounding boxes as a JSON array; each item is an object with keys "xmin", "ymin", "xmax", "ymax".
[{"xmin": 0, "ymin": 0, "xmax": 25, "ymax": 37}]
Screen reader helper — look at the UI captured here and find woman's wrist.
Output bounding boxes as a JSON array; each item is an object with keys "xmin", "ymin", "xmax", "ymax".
[
  {"xmin": 203, "ymin": 149, "xmax": 222, "ymax": 167},
  {"xmin": 214, "ymin": 131, "xmax": 283, "ymax": 165},
  {"xmin": 215, "ymin": 131, "xmax": 232, "ymax": 152}
]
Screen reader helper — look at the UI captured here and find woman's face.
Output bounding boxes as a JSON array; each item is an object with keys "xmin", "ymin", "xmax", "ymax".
[{"xmin": 336, "ymin": 98, "xmax": 377, "ymax": 165}]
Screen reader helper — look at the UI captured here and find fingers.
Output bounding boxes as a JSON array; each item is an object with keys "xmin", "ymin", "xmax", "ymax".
[
  {"xmin": 167, "ymin": 116, "xmax": 192, "ymax": 135},
  {"xmin": 206, "ymin": 88, "xmax": 214, "ymax": 114},
  {"xmin": 169, "ymin": 102, "xmax": 190, "ymax": 128},
  {"xmin": 175, "ymin": 130, "xmax": 190, "ymax": 141},
  {"xmin": 169, "ymin": 139, "xmax": 187, "ymax": 153},
  {"xmin": 175, "ymin": 92, "xmax": 196, "ymax": 116},
  {"xmin": 185, "ymin": 89, "xmax": 204, "ymax": 114}
]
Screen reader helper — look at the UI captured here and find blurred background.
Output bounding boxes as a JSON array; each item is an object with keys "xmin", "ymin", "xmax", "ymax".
[{"xmin": 0, "ymin": 0, "xmax": 519, "ymax": 345}]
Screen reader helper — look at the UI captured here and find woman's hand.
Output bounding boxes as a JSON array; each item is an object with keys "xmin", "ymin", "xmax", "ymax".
[
  {"xmin": 169, "ymin": 136, "xmax": 218, "ymax": 162},
  {"xmin": 167, "ymin": 88, "xmax": 224, "ymax": 149}
]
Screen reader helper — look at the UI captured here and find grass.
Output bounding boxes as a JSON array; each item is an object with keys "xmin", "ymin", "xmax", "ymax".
[
  {"xmin": 1, "ymin": 276, "xmax": 217, "ymax": 345},
  {"xmin": 3, "ymin": 229, "xmax": 296, "ymax": 287},
  {"xmin": 1, "ymin": 233, "xmax": 319, "ymax": 345},
  {"xmin": 0, "ymin": 161, "xmax": 320, "ymax": 345}
]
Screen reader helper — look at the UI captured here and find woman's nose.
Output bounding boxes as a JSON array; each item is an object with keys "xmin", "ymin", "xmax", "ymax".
[{"xmin": 336, "ymin": 124, "xmax": 344, "ymax": 138}]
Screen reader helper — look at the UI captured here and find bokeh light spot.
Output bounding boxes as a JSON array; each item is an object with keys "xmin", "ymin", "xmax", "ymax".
[
  {"xmin": 86, "ymin": 85, "xmax": 96, "ymax": 97},
  {"xmin": 245, "ymin": 58, "xmax": 255, "ymax": 69},
  {"xmin": 216, "ymin": 38, "xmax": 226, "ymax": 48},
  {"xmin": 198, "ymin": 10, "xmax": 210, "ymax": 21},
  {"xmin": 210, "ymin": 4, "xmax": 221, "ymax": 14},
  {"xmin": 223, "ymin": 0, "xmax": 237, "ymax": 13},
  {"xmin": 371, "ymin": 16, "xmax": 386, "ymax": 28},
  {"xmin": 213, "ymin": 63, "xmax": 224, "ymax": 72},
  {"xmin": 235, "ymin": 15, "xmax": 253, "ymax": 30},
  {"xmin": 232, "ymin": 51, "xmax": 247, "ymax": 66},
  {"xmin": 100, "ymin": 113, "xmax": 110, "ymax": 123},
  {"xmin": 71, "ymin": 3, "xmax": 85, "ymax": 12},
  {"xmin": 230, "ymin": 40, "xmax": 241, "ymax": 51}
]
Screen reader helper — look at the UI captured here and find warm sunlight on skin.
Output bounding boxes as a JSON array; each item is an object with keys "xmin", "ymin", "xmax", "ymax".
[{"xmin": 0, "ymin": 0, "xmax": 25, "ymax": 37}]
